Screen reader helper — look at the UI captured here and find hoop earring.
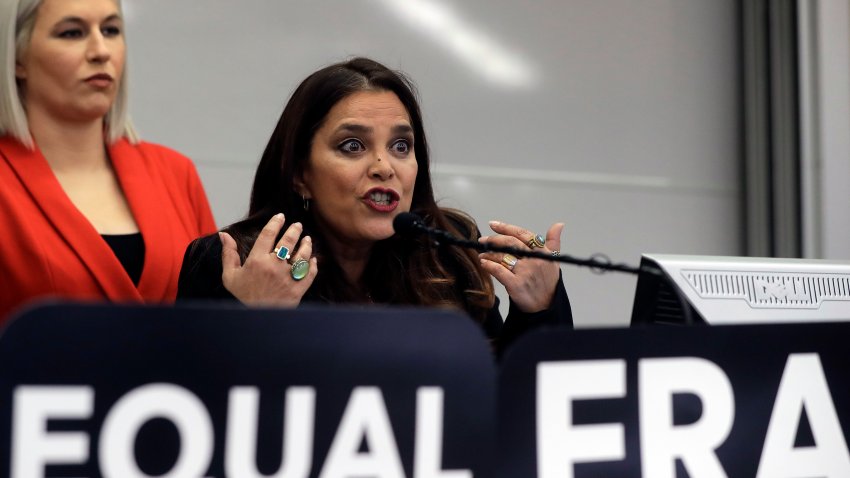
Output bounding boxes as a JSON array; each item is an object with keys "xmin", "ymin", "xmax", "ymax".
[{"xmin": 302, "ymin": 195, "xmax": 310, "ymax": 211}]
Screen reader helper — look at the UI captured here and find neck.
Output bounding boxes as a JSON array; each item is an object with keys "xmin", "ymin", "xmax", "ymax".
[
  {"xmin": 27, "ymin": 109, "xmax": 109, "ymax": 172},
  {"xmin": 320, "ymin": 230, "xmax": 374, "ymax": 287}
]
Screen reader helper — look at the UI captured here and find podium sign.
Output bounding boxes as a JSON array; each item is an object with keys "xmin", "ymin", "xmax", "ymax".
[
  {"xmin": 0, "ymin": 303, "xmax": 495, "ymax": 478},
  {"xmin": 498, "ymin": 322, "xmax": 850, "ymax": 478}
]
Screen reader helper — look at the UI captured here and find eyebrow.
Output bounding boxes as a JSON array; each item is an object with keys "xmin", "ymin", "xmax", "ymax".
[
  {"xmin": 335, "ymin": 123, "xmax": 414, "ymax": 136},
  {"xmin": 392, "ymin": 124, "xmax": 414, "ymax": 135},
  {"xmin": 55, "ymin": 13, "xmax": 122, "ymax": 26},
  {"xmin": 336, "ymin": 124, "xmax": 371, "ymax": 135}
]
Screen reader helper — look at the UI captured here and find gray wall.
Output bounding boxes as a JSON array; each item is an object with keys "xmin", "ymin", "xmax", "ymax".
[
  {"xmin": 799, "ymin": 0, "xmax": 850, "ymax": 260},
  {"xmin": 125, "ymin": 0, "xmax": 742, "ymax": 326}
]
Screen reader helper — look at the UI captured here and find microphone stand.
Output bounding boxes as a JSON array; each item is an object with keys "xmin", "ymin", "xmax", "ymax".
[{"xmin": 413, "ymin": 225, "xmax": 660, "ymax": 277}]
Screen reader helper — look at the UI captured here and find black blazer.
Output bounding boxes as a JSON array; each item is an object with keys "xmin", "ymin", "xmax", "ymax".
[{"xmin": 177, "ymin": 232, "xmax": 573, "ymax": 357}]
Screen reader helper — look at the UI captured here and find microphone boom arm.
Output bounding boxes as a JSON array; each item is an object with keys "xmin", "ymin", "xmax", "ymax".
[{"xmin": 414, "ymin": 223, "xmax": 652, "ymax": 276}]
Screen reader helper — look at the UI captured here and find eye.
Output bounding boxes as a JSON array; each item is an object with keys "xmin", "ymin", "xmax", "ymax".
[
  {"xmin": 102, "ymin": 25, "xmax": 122, "ymax": 37},
  {"xmin": 339, "ymin": 139, "xmax": 365, "ymax": 154},
  {"xmin": 57, "ymin": 29, "xmax": 84, "ymax": 39},
  {"xmin": 390, "ymin": 139, "xmax": 411, "ymax": 156}
]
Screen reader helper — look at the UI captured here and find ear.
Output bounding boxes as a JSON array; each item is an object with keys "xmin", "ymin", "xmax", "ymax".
[
  {"xmin": 15, "ymin": 61, "xmax": 26, "ymax": 80},
  {"xmin": 293, "ymin": 173, "xmax": 311, "ymax": 199}
]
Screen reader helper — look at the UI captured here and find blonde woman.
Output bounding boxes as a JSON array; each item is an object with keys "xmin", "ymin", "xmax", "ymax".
[{"xmin": 0, "ymin": 0, "xmax": 216, "ymax": 322}]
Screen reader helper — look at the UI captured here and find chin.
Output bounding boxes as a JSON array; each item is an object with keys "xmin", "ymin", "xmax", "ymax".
[
  {"xmin": 368, "ymin": 224, "xmax": 396, "ymax": 241},
  {"xmin": 70, "ymin": 107, "xmax": 112, "ymax": 122}
]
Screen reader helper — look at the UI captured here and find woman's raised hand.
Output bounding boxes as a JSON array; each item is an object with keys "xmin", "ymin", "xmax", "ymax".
[
  {"xmin": 220, "ymin": 213, "xmax": 317, "ymax": 306},
  {"xmin": 479, "ymin": 220, "xmax": 564, "ymax": 313}
]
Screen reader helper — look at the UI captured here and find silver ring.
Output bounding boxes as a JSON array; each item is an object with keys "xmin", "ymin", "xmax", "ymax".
[{"xmin": 551, "ymin": 250, "xmax": 561, "ymax": 257}]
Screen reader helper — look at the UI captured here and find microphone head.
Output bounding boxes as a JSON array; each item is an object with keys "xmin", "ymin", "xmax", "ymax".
[{"xmin": 393, "ymin": 212, "xmax": 423, "ymax": 235}]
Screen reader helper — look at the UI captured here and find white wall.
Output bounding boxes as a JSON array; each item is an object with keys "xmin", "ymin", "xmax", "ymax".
[{"xmin": 125, "ymin": 0, "xmax": 742, "ymax": 326}]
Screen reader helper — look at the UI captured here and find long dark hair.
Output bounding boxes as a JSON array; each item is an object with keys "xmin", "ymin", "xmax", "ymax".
[{"xmin": 227, "ymin": 57, "xmax": 494, "ymax": 321}]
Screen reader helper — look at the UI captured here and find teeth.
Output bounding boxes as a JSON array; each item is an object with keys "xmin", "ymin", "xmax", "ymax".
[{"xmin": 370, "ymin": 192, "xmax": 391, "ymax": 205}]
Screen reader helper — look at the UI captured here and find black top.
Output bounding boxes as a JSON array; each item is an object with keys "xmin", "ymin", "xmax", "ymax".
[
  {"xmin": 102, "ymin": 233, "xmax": 145, "ymax": 285},
  {"xmin": 177, "ymin": 232, "xmax": 573, "ymax": 357}
]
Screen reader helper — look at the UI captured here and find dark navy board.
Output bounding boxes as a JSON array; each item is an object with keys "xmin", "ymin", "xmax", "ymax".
[
  {"xmin": 0, "ymin": 302, "xmax": 496, "ymax": 478},
  {"xmin": 497, "ymin": 322, "xmax": 850, "ymax": 478}
]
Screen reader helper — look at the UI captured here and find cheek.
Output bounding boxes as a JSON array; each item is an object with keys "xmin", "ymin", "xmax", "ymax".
[
  {"xmin": 112, "ymin": 45, "xmax": 127, "ymax": 73},
  {"xmin": 402, "ymin": 162, "xmax": 418, "ymax": 191},
  {"xmin": 35, "ymin": 51, "xmax": 76, "ymax": 82}
]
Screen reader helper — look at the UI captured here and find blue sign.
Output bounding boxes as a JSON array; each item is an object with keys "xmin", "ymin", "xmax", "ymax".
[
  {"xmin": 0, "ymin": 303, "xmax": 495, "ymax": 478},
  {"xmin": 497, "ymin": 322, "xmax": 850, "ymax": 478}
]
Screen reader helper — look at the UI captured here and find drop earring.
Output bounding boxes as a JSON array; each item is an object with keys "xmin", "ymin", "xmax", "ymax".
[{"xmin": 302, "ymin": 195, "xmax": 310, "ymax": 211}]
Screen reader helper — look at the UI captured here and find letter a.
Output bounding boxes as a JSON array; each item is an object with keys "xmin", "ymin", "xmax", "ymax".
[
  {"xmin": 756, "ymin": 353, "xmax": 850, "ymax": 478},
  {"xmin": 318, "ymin": 387, "xmax": 405, "ymax": 478}
]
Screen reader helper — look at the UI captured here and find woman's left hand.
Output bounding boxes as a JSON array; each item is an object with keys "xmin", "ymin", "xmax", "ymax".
[{"xmin": 479, "ymin": 220, "xmax": 564, "ymax": 313}]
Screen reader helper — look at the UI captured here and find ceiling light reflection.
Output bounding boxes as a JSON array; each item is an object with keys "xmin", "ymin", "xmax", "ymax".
[{"xmin": 373, "ymin": 0, "xmax": 538, "ymax": 89}]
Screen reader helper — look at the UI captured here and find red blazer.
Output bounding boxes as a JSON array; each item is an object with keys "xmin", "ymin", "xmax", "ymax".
[{"xmin": 0, "ymin": 136, "xmax": 217, "ymax": 324}]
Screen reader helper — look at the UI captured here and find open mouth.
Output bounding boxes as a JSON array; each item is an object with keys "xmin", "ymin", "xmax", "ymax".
[
  {"xmin": 365, "ymin": 188, "xmax": 400, "ymax": 211},
  {"xmin": 369, "ymin": 190, "xmax": 396, "ymax": 205}
]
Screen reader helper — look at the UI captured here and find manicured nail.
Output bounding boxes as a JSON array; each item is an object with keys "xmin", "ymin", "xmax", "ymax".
[{"xmin": 489, "ymin": 220, "xmax": 502, "ymax": 227}]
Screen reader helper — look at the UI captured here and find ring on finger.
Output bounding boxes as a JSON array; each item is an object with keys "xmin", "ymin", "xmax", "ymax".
[
  {"xmin": 526, "ymin": 234, "xmax": 546, "ymax": 249},
  {"xmin": 273, "ymin": 246, "xmax": 291, "ymax": 261},
  {"xmin": 501, "ymin": 254, "xmax": 518, "ymax": 271},
  {"xmin": 290, "ymin": 258, "xmax": 310, "ymax": 280},
  {"xmin": 551, "ymin": 250, "xmax": 561, "ymax": 257}
]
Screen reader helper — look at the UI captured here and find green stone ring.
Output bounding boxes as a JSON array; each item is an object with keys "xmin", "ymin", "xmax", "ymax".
[{"xmin": 290, "ymin": 258, "xmax": 309, "ymax": 281}]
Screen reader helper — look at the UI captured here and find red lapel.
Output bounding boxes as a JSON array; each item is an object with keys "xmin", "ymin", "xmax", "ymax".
[
  {"xmin": 0, "ymin": 137, "xmax": 143, "ymax": 300},
  {"xmin": 108, "ymin": 140, "xmax": 175, "ymax": 301}
]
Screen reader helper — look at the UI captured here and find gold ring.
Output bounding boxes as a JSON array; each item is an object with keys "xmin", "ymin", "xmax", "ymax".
[
  {"xmin": 501, "ymin": 254, "xmax": 518, "ymax": 271},
  {"xmin": 526, "ymin": 234, "xmax": 546, "ymax": 249}
]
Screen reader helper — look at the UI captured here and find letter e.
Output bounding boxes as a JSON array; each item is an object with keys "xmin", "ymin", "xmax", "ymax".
[
  {"xmin": 537, "ymin": 360, "xmax": 627, "ymax": 478},
  {"xmin": 12, "ymin": 386, "xmax": 93, "ymax": 478}
]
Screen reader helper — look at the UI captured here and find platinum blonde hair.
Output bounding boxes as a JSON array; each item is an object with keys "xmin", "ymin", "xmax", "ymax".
[{"xmin": 0, "ymin": 0, "xmax": 138, "ymax": 149}]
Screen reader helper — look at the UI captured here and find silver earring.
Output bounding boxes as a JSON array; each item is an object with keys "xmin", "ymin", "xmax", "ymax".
[{"xmin": 302, "ymin": 195, "xmax": 310, "ymax": 211}]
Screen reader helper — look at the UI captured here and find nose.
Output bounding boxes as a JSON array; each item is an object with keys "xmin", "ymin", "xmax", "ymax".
[
  {"xmin": 369, "ymin": 156, "xmax": 394, "ymax": 180},
  {"xmin": 86, "ymin": 31, "xmax": 111, "ymax": 63}
]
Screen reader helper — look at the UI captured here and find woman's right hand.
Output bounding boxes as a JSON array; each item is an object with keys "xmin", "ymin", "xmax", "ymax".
[{"xmin": 219, "ymin": 213, "xmax": 318, "ymax": 306}]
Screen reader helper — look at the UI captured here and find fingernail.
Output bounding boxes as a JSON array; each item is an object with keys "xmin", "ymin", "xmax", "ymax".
[
  {"xmin": 292, "ymin": 222, "xmax": 302, "ymax": 228},
  {"xmin": 303, "ymin": 235, "xmax": 311, "ymax": 242},
  {"xmin": 274, "ymin": 213, "xmax": 284, "ymax": 220},
  {"xmin": 489, "ymin": 220, "xmax": 502, "ymax": 226}
]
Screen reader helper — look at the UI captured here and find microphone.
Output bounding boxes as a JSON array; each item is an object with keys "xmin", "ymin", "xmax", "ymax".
[
  {"xmin": 392, "ymin": 212, "xmax": 650, "ymax": 275},
  {"xmin": 392, "ymin": 211, "xmax": 427, "ymax": 235}
]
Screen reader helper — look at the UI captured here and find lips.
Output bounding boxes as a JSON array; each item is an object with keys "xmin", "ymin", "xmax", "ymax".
[
  {"xmin": 363, "ymin": 188, "xmax": 400, "ymax": 212},
  {"xmin": 84, "ymin": 73, "xmax": 113, "ymax": 88}
]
